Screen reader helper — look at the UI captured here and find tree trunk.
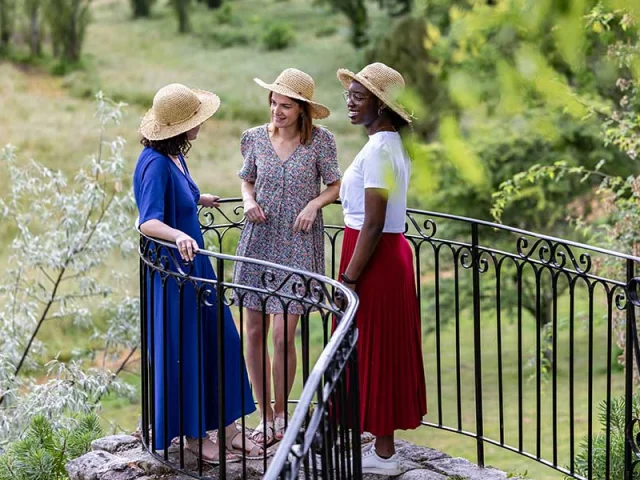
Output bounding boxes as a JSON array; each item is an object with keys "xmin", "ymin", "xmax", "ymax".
[
  {"xmin": 66, "ymin": 0, "xmax": 79, "ymax": 62},
  {"xmin": 29, "ymin": 4, "xmax": 41, "ymax": 57},
  {"xmin": 174, "ymin": 0, "xmax": 190, "ymax": 33},
  {"xmin": 0, "ymin": 0, "xmax": 12, "ymax": 55},
  {"xmin": 131, "ymin": 0, "xmax": 151, "ymax": 18}
]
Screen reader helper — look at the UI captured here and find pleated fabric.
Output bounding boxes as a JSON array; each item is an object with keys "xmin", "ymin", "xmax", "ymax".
[{"xmin": 339, "ymin": 226, "xmax": 427, "ymax": 436}]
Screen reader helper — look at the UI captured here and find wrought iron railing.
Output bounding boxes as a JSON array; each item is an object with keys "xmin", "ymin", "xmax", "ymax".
[
  {"xmin": 137, "ymin": 222, "xmax": 358, "ymax": 479},
  {"xmin": 139, "ymin": 198, "xmax": 640, "ymax": 480}
]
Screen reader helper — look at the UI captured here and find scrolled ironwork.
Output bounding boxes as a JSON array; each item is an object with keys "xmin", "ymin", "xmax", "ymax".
[
  {"xmin": 139, "ymin": 198, "xmax": 640, "ymax": 480},
  {"xmin": 627, "ymin": 277, "xmax": 640, "ymax": 307},
  {"xmin": 405, "ymin": 211, "xmax": 437, "ymax": 239},
  {"xmin": 516, "ymin": 236, "xmax": 592, "ymax": 274}
]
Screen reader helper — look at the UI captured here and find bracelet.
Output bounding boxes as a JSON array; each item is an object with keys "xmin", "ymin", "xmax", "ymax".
[{"xmin": 340, "ymin": 272, "xmax": 358, "ymax": 284}]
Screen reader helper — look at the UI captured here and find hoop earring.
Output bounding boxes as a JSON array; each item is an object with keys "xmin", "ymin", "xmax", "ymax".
[{"xmin": 378, "ymin": 106, "xmax": 385, "ymax": 116}]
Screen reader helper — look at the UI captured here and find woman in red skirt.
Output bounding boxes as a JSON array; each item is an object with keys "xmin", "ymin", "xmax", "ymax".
[{"xmin": 336, "ymin": 62, "xmax": 427, "ymax": 475}]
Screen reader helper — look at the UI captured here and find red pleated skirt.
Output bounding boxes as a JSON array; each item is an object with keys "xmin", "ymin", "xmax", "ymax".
[{"xmin": 340, "ymin": 226, "xmax": 427, "ymax": 436}]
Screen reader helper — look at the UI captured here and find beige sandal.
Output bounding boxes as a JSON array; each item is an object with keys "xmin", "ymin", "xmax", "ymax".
[
  {"xmin": 274, "ymin": 414, "xmax": 288, "ymax": 441},
  {"xmin": 250, "ymin": 419, "xmax": 275, "ymax": 447},
  {"xmin": 185, "ymin": 436, "xmax": 239, "ymax": 465},
  {"xmin": 227, "ymin": 427, "xmax": 271, "ymax": 459}
]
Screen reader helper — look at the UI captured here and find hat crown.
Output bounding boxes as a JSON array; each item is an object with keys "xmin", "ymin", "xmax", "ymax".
[
  {"xmin": 152, "ymin": 83, "xmax": 202, "ymax": 127},
  {"xmin": 358, "ymin": 62, "xmax": 405, "ymax": 94},
  {"xmin": 273, "ymin": 68, "xmax": 316, "ymax": 100}
]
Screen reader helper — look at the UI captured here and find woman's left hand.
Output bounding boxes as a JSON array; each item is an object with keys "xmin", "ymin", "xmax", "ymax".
[
  {"xmin": 293, "ymin": 203, "xmax": 318, "ymax": 233},
  {"xmin": 199, "ymin": 194, "xmax": 221, "ymax": 208}
]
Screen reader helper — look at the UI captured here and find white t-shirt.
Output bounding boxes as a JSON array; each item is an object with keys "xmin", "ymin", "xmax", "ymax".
[{"xmin": 340, "ymin": 131, "xmax": 410, "ymax": 233}]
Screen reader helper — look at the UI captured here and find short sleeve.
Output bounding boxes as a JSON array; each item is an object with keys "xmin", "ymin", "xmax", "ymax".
[
  {"xmin": 363, "ymin": 143, "xmax": 393, "ymax": 190},
  {"xmin": 138, "ymin": 157, "xmax": 170, "ymax": 224},
  {"xmin": 315, "ymin": 128, "xmax": 341, "ymax": 186},
  {"xmin": 238, "ymin": 130, "xmax": 257, "ymax": 182}
]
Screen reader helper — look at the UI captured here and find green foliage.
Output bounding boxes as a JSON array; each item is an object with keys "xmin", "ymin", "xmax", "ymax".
[
  {"xmin": 215, "ymin": 3, "xmax": 233, "ymax": 24},
  {"xmin": 569, "ymin": 396, "xmax": 640, "ymax": 480},
  {"xmin": 0, "ymin": 414, "xmax": 102, "ymax": 480},
  {"xmin": 366, "ymin": 16, "xmax": 442, "ymax": 138},
  {"xmin": 262, "ymin": 22, "xmax": 295, "ymax": 50}
]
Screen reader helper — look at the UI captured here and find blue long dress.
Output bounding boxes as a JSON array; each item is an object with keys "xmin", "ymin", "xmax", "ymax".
[{"xmin": 133, "ymin": 147, "xmax": 255, "ymax": 450}]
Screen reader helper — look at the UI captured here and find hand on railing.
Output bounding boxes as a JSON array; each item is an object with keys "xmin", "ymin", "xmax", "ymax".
[
  {"xmin": 198, "ymin": 193, "xmax": 221, "ymax": 208},
  {"xmin": 175, "ymin": 232, "xmax": 199, "ymax": 262}
]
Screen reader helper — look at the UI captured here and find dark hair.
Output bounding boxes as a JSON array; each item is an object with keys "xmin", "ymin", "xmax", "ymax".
[
  {"xmin": 268, "ymin": 92, "xmax": 314, "ymax": 145},
  {"xmin": 388, "ymin": 108, "xmax": 410, "ymax": 131},
  {"xmin": 141, "ymin": 132, "xmax": 192, "ymax": 157}
]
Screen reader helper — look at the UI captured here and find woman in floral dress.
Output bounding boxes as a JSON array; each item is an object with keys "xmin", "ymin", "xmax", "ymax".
[{"xmin": 233, "ymin": 68, "xmax": 341, "ymax": 446}]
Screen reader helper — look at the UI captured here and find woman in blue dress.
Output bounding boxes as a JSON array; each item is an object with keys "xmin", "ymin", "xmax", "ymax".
[{"xmin": 134, "ymin": 83, "xmax": 260, "ymax": 463}]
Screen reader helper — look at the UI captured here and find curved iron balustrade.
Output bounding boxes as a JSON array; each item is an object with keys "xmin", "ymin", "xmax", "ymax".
[
  {"xmin": 137, "ymin": 221, "xmax": 358, "ymax": 479},
  {"xmin": 139, "ymin": 198, "xmax": 640, "ymax": 480}
]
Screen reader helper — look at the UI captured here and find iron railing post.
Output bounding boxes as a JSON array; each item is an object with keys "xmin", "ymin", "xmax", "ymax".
[
  {"xmin": 139, "ymin": 245, "xmax": 149, "ymax": 447},
  {"xmin": 471, "ymin": 223, "xmax": 485, "ymax": 467},
  {"xmin": 216, "ymin": 256, "xmax": 227, "ymax": 477},
  {"xmin": 625, "ymin": 259, "xmax": 635, "ymax": 480}
]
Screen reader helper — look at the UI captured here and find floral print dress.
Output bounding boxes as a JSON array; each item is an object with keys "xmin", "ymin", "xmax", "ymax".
[{"xmin": 233, "ymin": 124, "xmax": 341, "ymax": 314}]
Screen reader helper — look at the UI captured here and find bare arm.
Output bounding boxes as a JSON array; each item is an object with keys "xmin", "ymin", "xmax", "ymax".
[
  {"xmin": 241, "ymin": 180, "xmax": 266, "ymax": 223},
  {"xmin": 198, "ymin": 194, "xmax": 221, "ymax": 208},
  {"xmin": 342, "ymin": 188, "xmax": 387, "ymax": 283},
  {"xmin": 294, "ymin": 180, "xmax": 341, "ymax": 232},
  {"xmin": 140, "ymin": 219, "xmax": 199, "ymax": 262}
]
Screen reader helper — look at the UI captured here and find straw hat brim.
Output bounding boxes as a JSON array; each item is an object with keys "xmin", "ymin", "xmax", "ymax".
[
  {"xmin": 139, "ymin": 89, "xmax": 221, "ymax": 141},
  {"xmin": 337, "ymin": 69, "xmax": 413, "ymax": 124},
  {"xmin": 253, "ymin": 78, "xmax": 330, "ymax": 119}
]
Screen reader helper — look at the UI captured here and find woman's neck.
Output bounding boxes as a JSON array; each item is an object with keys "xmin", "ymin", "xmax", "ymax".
[
  {"xmin": 365, "ymin": 115, "xmax": 396, "ymax": 136},
  {"xmin": 270, "ymin": 123, "xmax": 300, "ymax": 142}
]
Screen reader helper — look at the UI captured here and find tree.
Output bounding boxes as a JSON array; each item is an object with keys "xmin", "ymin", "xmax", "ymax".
[
  {"xmin": 130, "ymin": 0, "xmax": 154, "ymax": 17},
  {"xmin": 45, "ymin": 0, "xmax": 91, "ymax": 64},
  {"xmin": 172, "ymin": 0, "xmax": 190, "ymax": 33},
  {"xmin": 365, "ymin": 0, "xmax": 639, "ymax": 370},
  {"xmin": 0, "ymin": 93, "xmax": 138, "ymax": 442},
  {"xmin": 324, "ymin": 0, "xmax": 368, "ymax": 47},
  {"xmin": 0, "ymin": 0, "xmax": 15, "ymax": 56},
  {"xmin": 24, "ymin": 0, "xmax": 43, "ymax": 57},
  {"xmin": 491, "ymin": 3, "xmax": 639, "ymax": 374}
]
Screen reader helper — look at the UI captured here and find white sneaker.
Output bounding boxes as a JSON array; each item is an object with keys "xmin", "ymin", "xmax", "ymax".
[{"xmin": 361, "ymin": 447, "xmax": 402, "ymax": 476}]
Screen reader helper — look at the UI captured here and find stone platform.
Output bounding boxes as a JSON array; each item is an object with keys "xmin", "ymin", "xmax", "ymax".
[{"xmin": 66, "ymin": 435, "xmax": 521, "ymax": 480}]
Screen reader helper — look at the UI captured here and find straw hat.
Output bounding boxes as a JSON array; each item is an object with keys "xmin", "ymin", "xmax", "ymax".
[
  {"xmin": 254, "ymin": 68, "xmax": 330, "ymax": 119},
  {"xmin": 337, "ymin": 62, "xmax": 413, "ymax": 123},
  {"xmin": 139, "ymin": 83, "xmax": 221, "ymax": 141}
]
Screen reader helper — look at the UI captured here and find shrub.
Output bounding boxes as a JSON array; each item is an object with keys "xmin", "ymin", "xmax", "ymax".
[
  {"xmin": 0, "ymin": 93, "xmax": 137, "ymax": 445},
  {"xmin": 570, "ymin": 396, "xmax": 640, "ymax": 480},
  {"xmin": 208, "ymin": 29, "xmax": 252, "ymax": 48},
  {"xmin": 315, "ymin": 24, "xmax": 337, "ymax": 38},
  {"xmin": 0, "ymin": 414, "xmax": 102, "ymax": 480},
  {"xmin": 215, "ymin": 3, "xmax": 232, "ymax": 24},
  {"xmin": 262, "ymin": 22, "xmax": 294, "ymax": 50}
]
